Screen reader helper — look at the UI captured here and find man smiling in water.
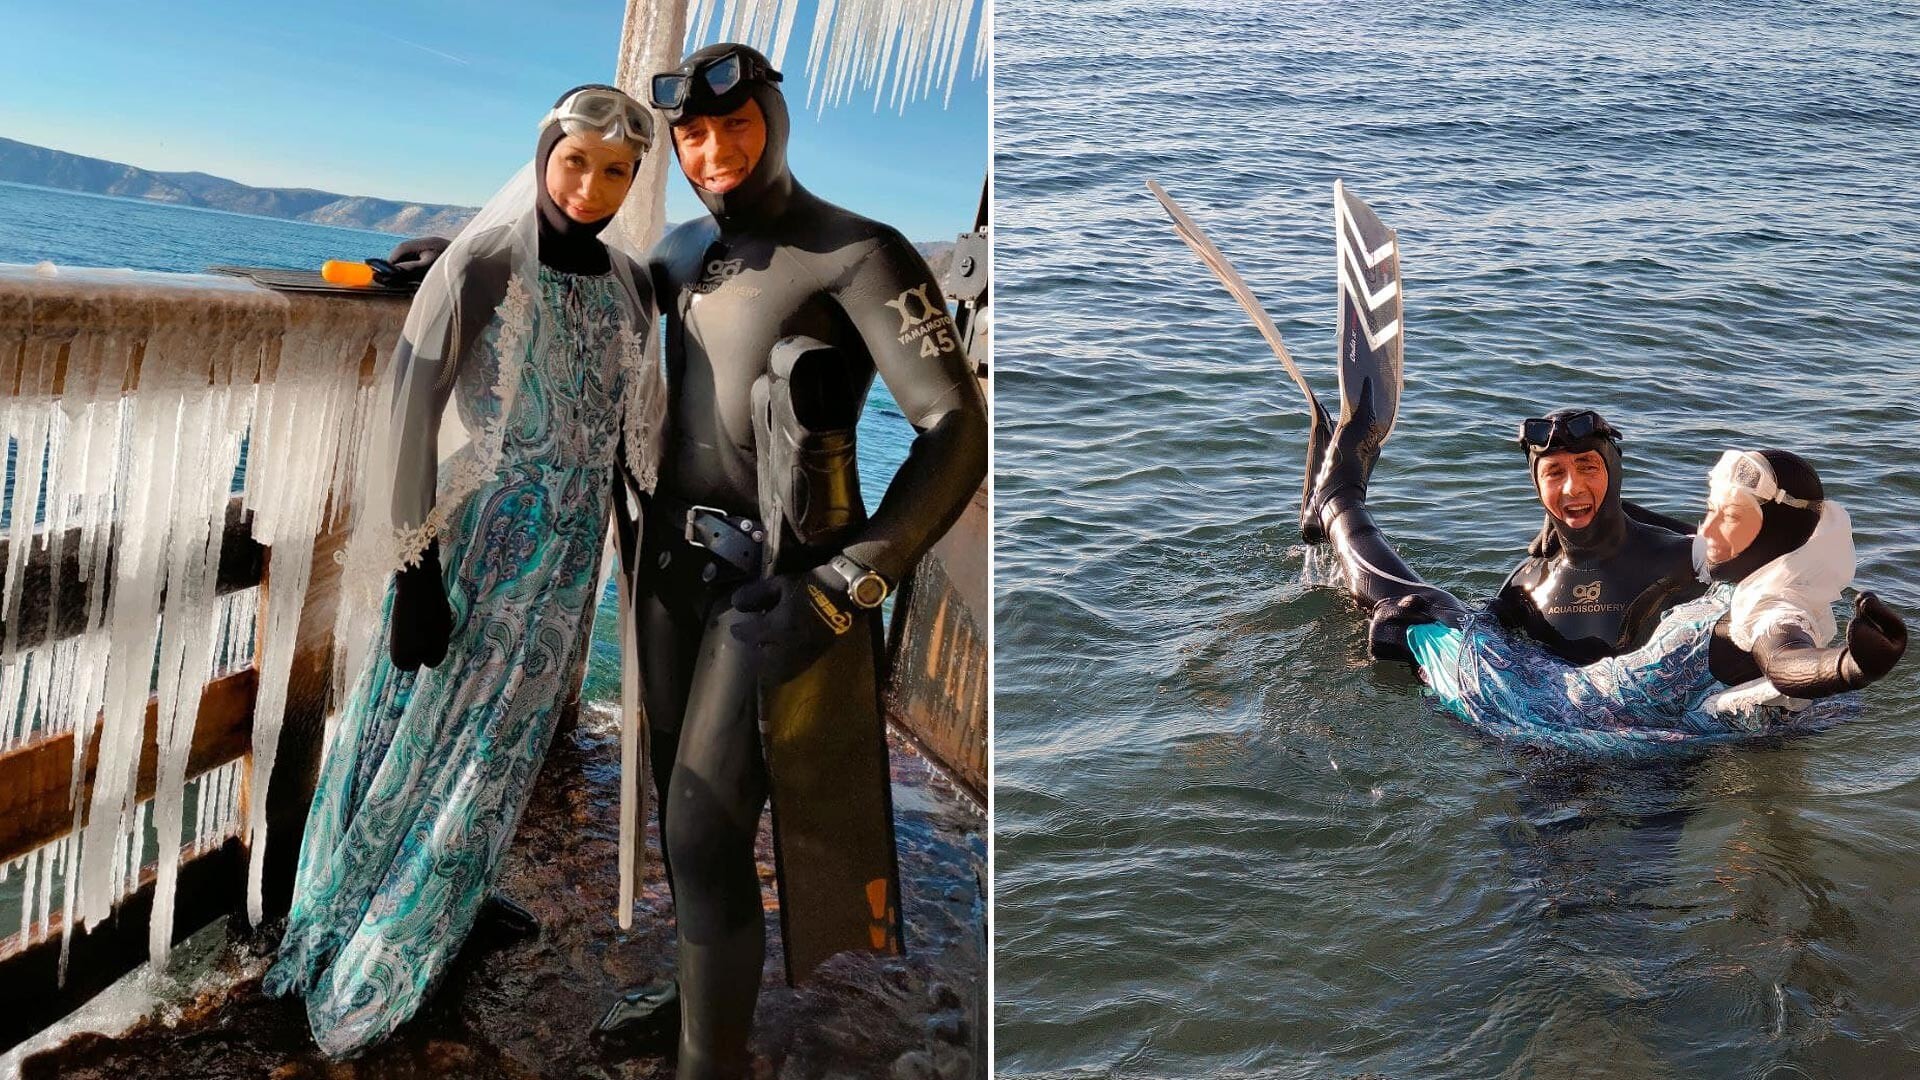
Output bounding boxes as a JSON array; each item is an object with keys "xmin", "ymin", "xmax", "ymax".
[{"xmin": 1491, "ymin": 408, "xmax": 1706, "ymax": 664}]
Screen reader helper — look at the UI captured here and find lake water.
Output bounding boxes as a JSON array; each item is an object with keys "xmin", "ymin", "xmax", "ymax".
[{"xmin": 993, "ymin": 2, "xmax": 1920, "ymax": 1077}]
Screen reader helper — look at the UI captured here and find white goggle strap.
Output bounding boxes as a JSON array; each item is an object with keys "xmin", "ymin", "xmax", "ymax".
[{"xmin": 1710, "ymin": 450, "xmax": 1813, "ymax": 509}]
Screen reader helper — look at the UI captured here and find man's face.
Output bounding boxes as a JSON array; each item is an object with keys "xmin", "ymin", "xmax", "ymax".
[
  {"xmin": 670, "ymin": 99, "xmax": 768, "ymax": 194},
  {"xmin": 1534, "ymin": 449, "xmax": 1609, "ymax": 531}
]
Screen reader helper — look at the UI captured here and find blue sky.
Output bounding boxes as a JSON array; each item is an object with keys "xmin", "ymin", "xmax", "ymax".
[{"xmin": 0, "ymin": 0, "xmax": 987, "ymax": 241}]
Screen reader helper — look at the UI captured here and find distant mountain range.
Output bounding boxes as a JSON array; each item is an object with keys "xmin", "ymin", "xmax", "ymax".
[
  {"xmin": 0, "ymin": 137, "xmax": 481, "ymax": 236},
  {"xmin": 0, "ymin": 136, "xmax": 959, "ymax": 267}
]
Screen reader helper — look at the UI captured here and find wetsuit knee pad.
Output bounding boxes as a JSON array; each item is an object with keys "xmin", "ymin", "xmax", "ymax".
[{"xmin": 664, "ymin": 778, "xmax": 764, "ymax": 941}]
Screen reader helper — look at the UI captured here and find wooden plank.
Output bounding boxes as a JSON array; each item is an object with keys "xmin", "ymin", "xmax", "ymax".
[
  {"xmin": 0, "ymin": 839, "xmax": 246, "ymax": 1055},
  {"xmin": 883, "ymin": 487, "xmax": 987, "ymax": 802},
  {"xmin": 0, "ymin": 497, "xmax": 267, "ymax": 653},
  {"xmin": 0, "ymin": 669, "xmax": 258, "ymax": 866}
]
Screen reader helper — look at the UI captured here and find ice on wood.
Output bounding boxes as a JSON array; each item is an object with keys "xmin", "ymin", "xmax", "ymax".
[
  {"xmin": 0, "ymin": 763, "xmax": 243, "ymax": 970},
  {"xmin": 0, "ymin": 266, "xmax": 397, "ymax": 975}
]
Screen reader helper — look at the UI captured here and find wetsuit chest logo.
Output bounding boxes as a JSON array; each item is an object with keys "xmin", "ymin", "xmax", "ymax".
[
  {"xmin": 691, "ymin": 256, "xmax": 747, "ymax": 295},
  {"xmin": 1538, "ymin": 576, "xmax": 1628, "ymax": 616},
  {"xmin": 884, "ymin": 284, "xmax": 958, "ymax": 356}
]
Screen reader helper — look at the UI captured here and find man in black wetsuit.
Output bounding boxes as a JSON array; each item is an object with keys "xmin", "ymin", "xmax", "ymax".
[
  {"xmin": 595, "ymin": 44, "xmax": 986, "ymax": 1079},
  {"xmin": 1489, "ymin": 408, "xmax": 1706, "ymax": 664}
]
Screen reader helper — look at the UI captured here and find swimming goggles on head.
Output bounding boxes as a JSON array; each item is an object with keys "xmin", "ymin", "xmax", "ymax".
[
  {"xmin": 1517, "ymin": 409, "xmax": 1621, "ymax": 453},
  {"xmin": 541, "ymin": 87, "xmax": 654, "ymax": 152},
  {"xmin": 650, "ymin": 49, "xmax": 783, "ymax": 112},
  {"xmin": 1709, "ymin": 450, "xmax": 1814, "ymax": 509}
]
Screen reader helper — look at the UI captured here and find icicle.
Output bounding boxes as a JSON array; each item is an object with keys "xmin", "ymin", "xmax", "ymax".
[
  {"xmin": 239, "ymin": 321, "xmax": 361, "ymax": 925},
  {"xmin": 146, "ymin": 344, "xmax": 241, "ymax": 966},
  {"xmin": 223, "ymin": 761, "xmax": 239, "ymax": 836},
  {"xmin": 129, "ymin": 800, "xmax": 148, "ymax": 891},
  {"xmin": 38, "ymin": 830, "xmax": 58, "ymax": 944},
  {"xmin": 192, "ymin": 768, "xmax": 211, "ymax": 855},
  {"xmin": 3, "ymin": 340, "xmax": 58, "ymax": 654},
  {"xmin": 668, "ymin": 0, "xmax": 980, "ymax": 116},
  {"xmin": 1, "ymin": 653, "xmax": 25, "ymax": 750},
  {"xmin": 73, "ymin": 349, "xmax": 178, "ymax": 932},
  {"xmin": 18, "ymin": 848, "xmax": 37, "ymax": 949}
]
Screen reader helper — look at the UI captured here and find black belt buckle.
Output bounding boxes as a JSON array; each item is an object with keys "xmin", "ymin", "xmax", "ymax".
[{"xmin": 683, "ymin": 505, "xmax": 766, "ymax": 575}]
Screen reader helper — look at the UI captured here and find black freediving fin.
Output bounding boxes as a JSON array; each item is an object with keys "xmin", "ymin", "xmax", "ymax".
[
  {"xmin": 1146, "ymin": 179, "xmax": 1336, "ymax": 538},
  {"xmin": 752, "ymin": 337, "xmax": 904, "ymax": 985},
  {"xmin": 1332, "ymin": 180, "xmax": 1403, "ymax": 452},
  {"xmin": 1297, "ymin": 182, "xmax": 1406, "ymax": 537}
]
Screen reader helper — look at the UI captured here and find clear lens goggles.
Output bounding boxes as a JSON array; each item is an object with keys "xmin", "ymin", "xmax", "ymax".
[
  {"xmin": 650, "ymin": 50, "xmax": 782, "ymax": 111},
  {"xmin": 542, "ymin": 88, "xmax": 653, "ymax": 152}
]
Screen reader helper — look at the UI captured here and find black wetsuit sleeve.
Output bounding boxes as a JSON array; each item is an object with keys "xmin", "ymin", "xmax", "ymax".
[
  {"xmin": 1748, "ymin": 594, "xmax": 1908, "ymax": 698},
  {"xmin": 828, "ymin": 229, "xmax": 988, "ymax": 583},
  {"xmin": 1621, "ymin": 500, "xmax": 1695, "ymax": 536}
]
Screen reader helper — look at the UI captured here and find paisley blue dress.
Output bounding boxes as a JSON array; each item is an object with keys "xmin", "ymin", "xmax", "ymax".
[
  {"xmin": 1407, "ymin": 585, "xmax": 1855, "ymax": 757},
  {"xmin": 263, "ymin": 267, "xmax": 634, "ymax": 1056}
]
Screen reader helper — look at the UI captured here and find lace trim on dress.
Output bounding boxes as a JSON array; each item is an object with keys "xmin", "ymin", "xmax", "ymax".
[
  {"xmin": 335, "ymin": 275, "xmax": 535, "ymax": 597},
  {"xmin": 617, "ymin": 326, "xmax": 666, "ymax": 493}
]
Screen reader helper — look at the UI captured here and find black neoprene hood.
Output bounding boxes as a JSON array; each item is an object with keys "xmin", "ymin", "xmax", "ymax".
[
  {"xmin": 664, "ymin": 43, "xmax": 796, "ymax": 229},
  {"xmin": 535, "ymin": 82, "xmax": 640, "ymax": 275}
]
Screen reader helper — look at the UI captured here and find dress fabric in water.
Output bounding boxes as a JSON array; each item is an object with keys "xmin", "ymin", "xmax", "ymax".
[
  {"xmin": 263, "ymin": 267, "xmax": 635, "ymax": 1055},
  {"xmin": 1407, "ymin": 586, "xmax": 1853, "ymax": 757}
]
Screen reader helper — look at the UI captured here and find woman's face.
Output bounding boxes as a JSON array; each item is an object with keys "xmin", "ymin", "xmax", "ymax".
[
  {"xmin": 544, "ymin": 131, "xmax": 639, "ymax": 223},
  {"xmin": 1700, "ymin": 493, "xmax": 1764, "ymax": 565}
]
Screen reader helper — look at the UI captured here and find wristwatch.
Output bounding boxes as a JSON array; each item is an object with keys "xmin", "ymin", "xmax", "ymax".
[{"xmin": 827, "ymin": 554, "xmax": 891, "ymax": 609}]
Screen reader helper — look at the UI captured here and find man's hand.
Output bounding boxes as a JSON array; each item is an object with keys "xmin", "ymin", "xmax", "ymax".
[{"xmin": 729, "ymin": 565, "xmax": 857, "ymax": 684}]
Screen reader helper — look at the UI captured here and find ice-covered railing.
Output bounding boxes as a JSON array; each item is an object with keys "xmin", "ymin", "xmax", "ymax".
[{"xmin": 0, "ymin": 265, "xmax": 405, "ymax": 1007}]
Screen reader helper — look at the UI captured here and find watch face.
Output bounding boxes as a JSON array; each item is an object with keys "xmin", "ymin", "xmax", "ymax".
[{"xmin": 851, "ymin": 574, "xmax": 888, "ymax": 608}]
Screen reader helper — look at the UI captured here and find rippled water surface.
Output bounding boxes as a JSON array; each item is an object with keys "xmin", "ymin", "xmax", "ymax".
[{"xmin": 993, "ymin": 3, "xmax": 1920, "ymax": 1077}]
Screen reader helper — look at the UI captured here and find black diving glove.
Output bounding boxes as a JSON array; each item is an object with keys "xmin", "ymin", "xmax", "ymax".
[
  {"xmin": 1367, "ymin": 593, "xmax": 1451, "ymax": 665},
  {"xmin": 1751, "ymin": 592, "xmax": 1907, "ymax": 698},
  {"xmin": 390, "ymin": 540, "xmax": 454, "ymax": 672},
  {"xmin": 1839, "ymin": 592, "xmax": 1907, "ymax": 688},
  {"xmin": 377, "ymin": 236, "xmax": 453, "ymax": 287},
  {"xmin": 728, "ymin": 565, "xmax": 857, "ymax": 684}
]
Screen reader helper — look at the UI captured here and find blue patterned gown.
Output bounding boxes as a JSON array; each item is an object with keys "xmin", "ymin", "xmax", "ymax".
[
  {"xmin": 263, "ymin": 267, "xmax": 634, "ymax": 1055},
  {"xmin": 1406, "ymin": 585, "xmax": 1855, "ymax": 757}
]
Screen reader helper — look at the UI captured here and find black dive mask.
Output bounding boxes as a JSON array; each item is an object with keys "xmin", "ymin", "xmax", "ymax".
[
  {"xmin": 659, "ymin": 43, "xmax": 795, "ymax": 229},
  {"xmin": 1522, "ymin": 408, "xmax": 1628, "ymax": 564},
  {"xmin": 651, "ymin": 47, "xmax": 783, "ymax": 123}
]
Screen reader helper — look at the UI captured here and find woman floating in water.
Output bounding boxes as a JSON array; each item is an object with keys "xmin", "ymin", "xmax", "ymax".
[
  {"xmin": 1311, "ymin": 411, "xmax": 1906, "ymax": 754},
  {"xmin": 263, "ymin": 85, "xmax": 665, "ymax": 1055}
]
